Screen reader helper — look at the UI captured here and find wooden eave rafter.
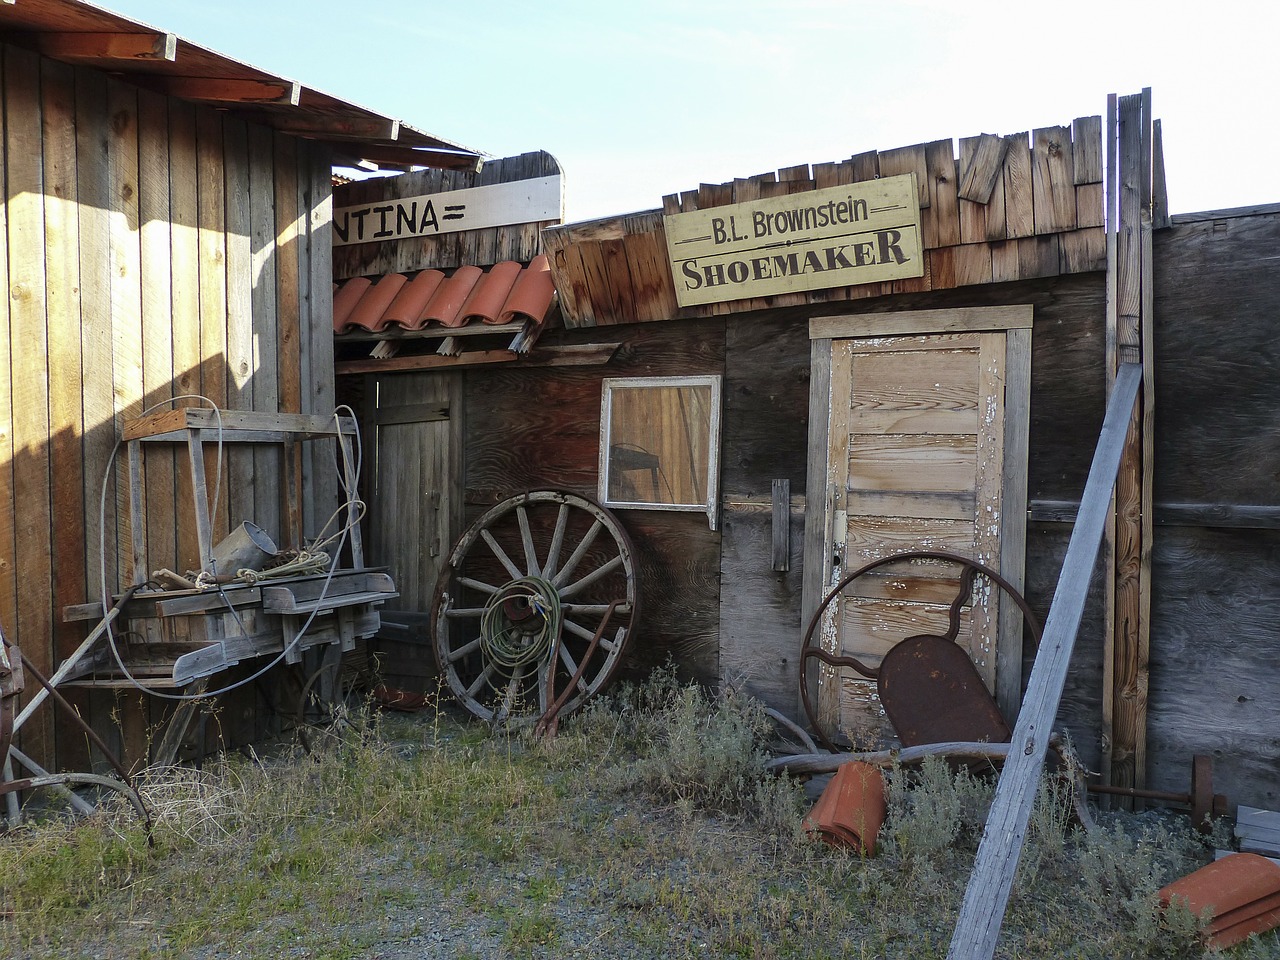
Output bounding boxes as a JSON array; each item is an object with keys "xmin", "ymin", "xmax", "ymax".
[
  {"xmin": 0, "ymin": 0, "xmax": 485, "ymax": 170},
  {"xmin": 150, "ymin": 75, "xmax": 301, "ymax": 106},
  {"xmin": 327, "ymin": 142, "xmax": 485, "ymax": 173},
  {"xmin": 34, "ymin": 29, "xmax": 175, "ymax": 63}
]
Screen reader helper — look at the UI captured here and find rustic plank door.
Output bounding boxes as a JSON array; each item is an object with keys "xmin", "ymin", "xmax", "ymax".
[
  {"xmin": 365, "ymin": 372, "xmax": 462, "ymax": 613},
  {"xmin": 805, "ymin": 307, "xmax": 1032, "ymax": 745}
]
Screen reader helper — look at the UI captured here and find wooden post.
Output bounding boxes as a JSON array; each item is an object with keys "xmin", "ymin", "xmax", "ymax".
[
  {"xmin": 1105, "ymin": 89, "xmax": 1154, "ymax": 798},
  {"xmin": 946, "ymin": 363, "xmax": 1142, "ymax": 960}
]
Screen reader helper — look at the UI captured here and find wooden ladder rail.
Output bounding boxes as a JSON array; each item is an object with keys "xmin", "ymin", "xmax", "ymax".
[{"xmin": 947, "ymin": 362, "xmax": 1142, "ymax": 960}]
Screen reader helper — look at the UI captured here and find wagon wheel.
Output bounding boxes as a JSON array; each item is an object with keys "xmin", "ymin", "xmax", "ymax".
[
  {"xmin": 296, "ymin": 660, "xmax": 363, "ymax": 753},
  {"xmin": 799, "ymin": 550, "xmax": 1043, "ymax": 754},
  {"xmin": 432, "ymin": 490, "xmax": 639, "ymax": 726}
]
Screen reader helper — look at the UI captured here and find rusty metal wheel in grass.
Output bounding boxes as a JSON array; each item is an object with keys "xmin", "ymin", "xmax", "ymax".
[
  {"xmin": 800, "ymin": 550, "xmax": 1043, "ymax": 754},
  {"xmin": 296, "ymin": 661, "xmax": 363, "ymax": 754},
  {"xmin": 431, "ymin": 490, "xmax": 639, "ymax": 727}
]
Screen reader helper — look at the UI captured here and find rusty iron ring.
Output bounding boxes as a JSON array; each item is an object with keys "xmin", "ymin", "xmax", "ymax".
[{"xmin": 799, "ymin": 550, "xmax": 1044, "ymax": 755}]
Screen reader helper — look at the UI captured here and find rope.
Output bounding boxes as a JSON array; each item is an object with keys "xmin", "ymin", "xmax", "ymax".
[{"xmin": 478, "ymin": 578, "xmax": 562, "ymax": 679}]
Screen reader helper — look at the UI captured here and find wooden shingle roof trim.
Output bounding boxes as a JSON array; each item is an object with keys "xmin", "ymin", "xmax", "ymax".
[
  {"xmin": 542, "ymin": 118, "xmax": 1122, "ymax": 329},
  {"xmin": 0, "ymin": 0, "xmax": 485, "ymax": 171}
]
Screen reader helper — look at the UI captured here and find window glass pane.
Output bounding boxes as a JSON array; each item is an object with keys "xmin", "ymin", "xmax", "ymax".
[{"xmin": 606, "ymin": 384, "xmax": 712, "ymax": 507}]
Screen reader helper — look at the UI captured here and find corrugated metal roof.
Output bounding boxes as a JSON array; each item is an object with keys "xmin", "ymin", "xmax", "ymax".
[{"xmin": 333, "ymin": 256, "xmax": 554, "ymax": 334}]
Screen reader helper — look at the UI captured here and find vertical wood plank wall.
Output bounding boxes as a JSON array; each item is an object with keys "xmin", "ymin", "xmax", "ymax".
[{"xmin": 0, "ymin": 44, "xmax": 336, "ymax": 770}]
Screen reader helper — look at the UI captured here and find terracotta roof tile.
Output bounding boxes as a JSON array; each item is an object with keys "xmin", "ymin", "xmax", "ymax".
[
  {"xmin": 333, "ymin": 259, "xmax": 556, "ymax": 335},
  {"xmin": 500, "ymin": 256, "xmax": 554, "ymax": 325},
  {"xmin": 343, "ymin": 273, "xmax": 408, "ymax": 333},
  {"xmin": 383, "ymin": 270, "xmax": 445, "ymax": 327},
  {"xmin": 423, "ymin": 265, "xmax": 484, "ymax": 329},
  {"xmin": 332, "ymin": 275, "xmax": 371, "ymax": 329},
  {"xmin": 458, "ymin": 259, "xmax": 522, "ymax": 325}
]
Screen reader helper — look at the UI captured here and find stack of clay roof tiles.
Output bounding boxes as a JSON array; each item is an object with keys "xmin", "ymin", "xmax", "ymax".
[
  {"xmin": 333, "ymin": 255, "xmax": 555, "ymax": 337},
  {"xmin": 1159, "ymin": 853, "xmax": 1280, "ymax": 950}
]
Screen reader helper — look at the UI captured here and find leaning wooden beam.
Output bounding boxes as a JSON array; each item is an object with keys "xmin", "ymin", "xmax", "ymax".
[{"xmin": 946, "ymin": 362, "xmax": 1142, "ymax": 960}]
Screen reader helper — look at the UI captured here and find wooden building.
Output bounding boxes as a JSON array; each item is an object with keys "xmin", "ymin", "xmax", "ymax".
[
  {"xmin": 344, "ymin": 96, "xmax": 1278, "ymax": 813},
  {"xmin": 0, "ymin": 0, "xmax": 481, "ymax": 776}
]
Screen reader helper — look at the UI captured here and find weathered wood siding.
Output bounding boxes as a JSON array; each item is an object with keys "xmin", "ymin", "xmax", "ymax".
[
  {"xmin": 1144, "ymin": 208, "xmax": 1280, "ymax": 810},
  {"xmin": 541, "ymin": 123, "xmax": 1106, "ymax": 329},
  {"xmin": 0, "ymin": 44, "xmax": 335, "ymax": 770},
  {"xmin": 461, "ymin": 319, "xmax": 725, "ymax": 683}
]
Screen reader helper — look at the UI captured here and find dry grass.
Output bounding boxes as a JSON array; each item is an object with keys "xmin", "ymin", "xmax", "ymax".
[{"xmin": 0, "ymin": 670, "xmax": 1272, "ymax": 959}]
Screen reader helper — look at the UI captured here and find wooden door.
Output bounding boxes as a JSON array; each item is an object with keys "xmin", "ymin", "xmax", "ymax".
[
  {"xmin": 365, "ymin": 372, "xmax": 461, "ymax": 612},
  {"xmin": 804, "ymin": 307, "xmax": 1032, "ymax": 745}
]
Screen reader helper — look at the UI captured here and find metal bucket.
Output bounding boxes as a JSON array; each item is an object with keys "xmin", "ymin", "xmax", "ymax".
[{"xmin": 209, "ymin": 521, "xmax": 278, "ymax": 575}]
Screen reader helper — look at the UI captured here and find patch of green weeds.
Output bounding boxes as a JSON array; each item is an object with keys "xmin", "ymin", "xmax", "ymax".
[{"xmin": 0, "ymin": 671, "xmax": 1238, "ymax": 960}]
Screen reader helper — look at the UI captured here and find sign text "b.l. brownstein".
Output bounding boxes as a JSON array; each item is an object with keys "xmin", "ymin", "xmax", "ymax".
[{"xmin": 663, "ymin": 174, "xmax": 923, "ymax": 307}]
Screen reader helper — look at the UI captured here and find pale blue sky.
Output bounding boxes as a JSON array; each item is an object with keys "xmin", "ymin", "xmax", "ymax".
[{"xmin": 104, "ymin": 0, "xmax": 1277, "ymax": 223}]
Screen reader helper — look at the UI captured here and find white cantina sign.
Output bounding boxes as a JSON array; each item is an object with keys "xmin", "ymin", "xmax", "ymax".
[{"xmin": 332, "ymin": 175, "xmax": 563, "ymax": 247}]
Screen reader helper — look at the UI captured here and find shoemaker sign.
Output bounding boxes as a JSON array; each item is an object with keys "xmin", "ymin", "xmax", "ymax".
[{"xmin": 663, "ymin": 174, "xmax": 923, "ymax": 307}]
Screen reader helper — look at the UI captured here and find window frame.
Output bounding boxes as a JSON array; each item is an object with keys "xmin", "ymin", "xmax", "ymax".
[{"xmin": 597, "ymin": 374, "xmax": 722, "ymax": 530}]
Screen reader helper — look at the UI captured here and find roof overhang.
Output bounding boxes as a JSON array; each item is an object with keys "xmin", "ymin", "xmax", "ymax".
[{"xmin": 0, "ymin": 0, "xmax": 486, "ymax": 172}]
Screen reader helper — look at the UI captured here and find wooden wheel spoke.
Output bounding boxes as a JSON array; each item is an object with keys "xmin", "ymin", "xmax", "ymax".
[
  {"xmin": 447, "ymin": 636, "xmax": 482, "ymax": 663},
  {"xmin": 557, "ymin": 643, "xmax": 590, "ymax": 693},
  {"xmin": 498, "ymin": 664, "xmax": 526, "ymax": 719},
  {"xmin": 458, "ymin": 575, "xmax": 500, "ymax": 596},
  {"xmin": 551, "ymin": 520, "xmax": 602, "ymax": 588},
  {"xmin": 465, "ymin": 662, "xmax": 496, "ymax": 698},
  {"xmin": 445, "ymin": 607, "xmax": 486, "ymax": 618},
  {"xmin": 537, "ymin": 655, "xmax": 552, "ymax": 713},
  {"xmin": 562, "ymin": 602, "xmax": 631, "ymax": 616},
  {"xmin": 542, "ymin": 503, "xmax": 570, "ymax": 579},
  {"xmin": 480, "ymin": 529, "xmax": 524, "ymax": 581},
  {"xmin": 559, "ymin": 554, "xmax": 623, "ymax": 599},
  {"xmin": 563, "ymin": 619, "xmax": 616, "ymax": 660},
  {"xmin": 562, "ymin": 617, "xmax": 618, "ymax": 652},
  {"xmin": 516, "ymin": 506, "xmax": 540, "ymax": 576},
  {"xmin": 561, "ymin": 617, "xmax": 597, "ymax": 643}
]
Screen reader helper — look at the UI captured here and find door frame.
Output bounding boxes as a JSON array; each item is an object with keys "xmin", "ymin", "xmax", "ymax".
[{"xmin": 801, "ymin": 305, "xmax": 1033, "ymax": 723}]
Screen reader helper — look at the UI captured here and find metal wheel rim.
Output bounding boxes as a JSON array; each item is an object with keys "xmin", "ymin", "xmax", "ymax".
[
  {"xmin": 431, "ymin": 490, "xmax": 638, "ymax": 726},
  {"xmin": 799, "ymin": 550, "xmax": 1042, "ymax": 753}
]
